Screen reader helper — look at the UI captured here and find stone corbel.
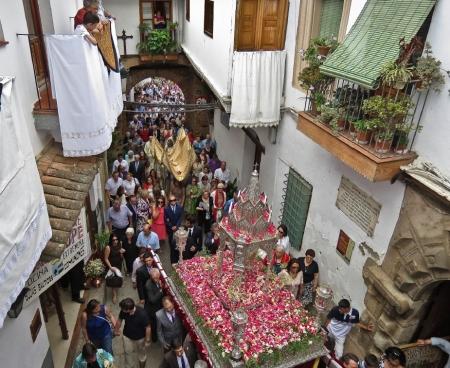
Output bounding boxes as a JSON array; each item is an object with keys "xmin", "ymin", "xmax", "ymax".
[{"xmin": 363, "ymin": 259, "xmax": 413, "ymax": 315}]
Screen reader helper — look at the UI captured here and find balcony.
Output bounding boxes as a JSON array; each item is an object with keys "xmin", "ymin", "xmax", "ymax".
[{"xmin": 297, "ymin": 80, "xmax": 424, "ymax": 182}]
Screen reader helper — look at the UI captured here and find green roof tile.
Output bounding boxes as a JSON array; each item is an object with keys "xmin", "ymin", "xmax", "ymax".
[{"xmin": 320, "ymin": 0, "xmax": 435, "ymax": 88}]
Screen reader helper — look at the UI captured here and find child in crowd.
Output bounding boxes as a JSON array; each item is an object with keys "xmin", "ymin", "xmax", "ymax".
[{"xmin": 74, "ymin": 12, "xmax": 100, "ymax": 45}]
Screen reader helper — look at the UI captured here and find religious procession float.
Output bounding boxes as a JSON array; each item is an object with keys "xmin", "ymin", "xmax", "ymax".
[{"xmin": 159, "ymin": 170, "xmax": 326, "ymax": 367}]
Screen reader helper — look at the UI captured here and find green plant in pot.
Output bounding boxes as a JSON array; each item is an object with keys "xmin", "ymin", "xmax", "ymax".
[
  {"xmin": 137, "ymin": 22, "xmax": 178, "ymax": 55},
  {"xmin": 362, "ymin": 95, "xmax": 412, "ymax": 124},
  {"xmin": 393, "ymin": 123, "xmax": 422, "ymax": 154},
  {"xmin": 374, "ymin": 125, "xmax": 394, "ymax": 153},
  {"xmin": 416, "ymin": 42, "xmax": 445, "ymax": 92},
  {"xmin": 329, "ymin": 107, "xmax": 346, "ymax": 132},
  {"xmin": 84, "ymin": 259, "xmax": 106, "ymax": 287},
  {"xmin": 318, "ymin": 105, "xmax": 337, "ymax": 124},
  {"xmin": 353, "ymin": 119, "xmax": 379, "ymax": 144},
  {"xmin": 94, "ymin": 230, "xmax": 110, "ymax": 257},
  {"xmin": 380, "ymin": 61, "xmax": 413, "ymax": 90},
  {"xmin": 311, "ymin": 36, "xmax": 338, "ymax": 57}
]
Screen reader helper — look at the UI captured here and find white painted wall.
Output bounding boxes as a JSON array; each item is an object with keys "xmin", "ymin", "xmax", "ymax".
[
  {"xmin": 50, "ymin": 0, "xmax": 79, "ymax": 34},
  {"xmin": 0, "ymin": 299, "xmax": 51, "ymax": 367},
  {"xmin": 38, "ymin": 0, "xmax": 55, "ymax": 34},
  {"xmin": 410, "ymin": 0, "xmax": 450, "ymax": 177},
  {"xmin": 182, "ymin": 0, "xmax": 236, "ymax": 97},
  {"xmin": 0, "ymin": 0, "xmax": 50, "ymax": 156},
  {"xmin": 104, "ymin": 0, "xmax": 140, "ymax": 55}
]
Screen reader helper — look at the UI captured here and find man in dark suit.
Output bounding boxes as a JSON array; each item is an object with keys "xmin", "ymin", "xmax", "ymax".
[
  {"xmin": 183, "ymin": 215, "xmax": 202, "ymax": 260},
  {"xmin": 156, "ymin": 296, "xmax": 184, "ymax": 351},
  {"xmin": 127, "ymin": 195, "xmax": 138, "ymax": 230},
  {"xmin": 129, "ymin": 154, "xmax": 145, "ymax": 183},
  {"xmin": 135, "ymin": 251, "xmax": 154, "ymax": 304},
  {"xmin": 144, "ymin": 268, "xmax": 164, "ymax": 342},
  {"xmin": 165, "ymin": 194, "xmax": 184, "ymax": 263},
  {"xmin": 159, "ymin": 335, "xmax": 197, "ymax": 368}
]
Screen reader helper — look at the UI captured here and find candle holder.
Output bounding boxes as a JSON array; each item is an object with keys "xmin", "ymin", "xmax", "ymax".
[
  {"xmin": 230, "ymin": 308, "xmax": 248, "ymax": 365},
  {"xmin": 315, "ymin": 284, "xmax": 333, "ymax": 311},
  {"xmin": 174, "ymin": 227, "xmax": 188, "ymax": 264}
]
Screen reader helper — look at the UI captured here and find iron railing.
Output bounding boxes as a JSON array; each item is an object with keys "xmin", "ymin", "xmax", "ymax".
[{"xmin": 303, "ymin": 79, "xmax": 428, "ymax": 158}]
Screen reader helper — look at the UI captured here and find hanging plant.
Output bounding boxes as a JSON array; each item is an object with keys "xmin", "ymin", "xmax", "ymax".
[
  {"xmin": 416, "ymin": 43, "xmax": 445, "ymax": 92},
  {"xmin": 137, "ymin": 22, "xmax": 178, "ymax": 55},
  {"xmin": 380, "ymin": 61, "xmax": 413, "ymax": 90}
]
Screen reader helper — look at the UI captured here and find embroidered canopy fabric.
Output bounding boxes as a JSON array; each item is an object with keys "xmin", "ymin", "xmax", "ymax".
[
  {"xmin": 320, "ymin": 0, "xmax": 435, "ymax": 88},
  {"xmin": 0, "ymin": 77, "xmax": 52, "ymax": 327},
  {"xmin": 230, "ymin": 51, "xmax": 286, "ymax": 128},
  {"xmin": 45, "ymin": 21, "xmax": 122, "ymax": 157}
]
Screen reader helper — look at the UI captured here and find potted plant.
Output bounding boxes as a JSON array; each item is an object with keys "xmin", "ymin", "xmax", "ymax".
[
  {"xmin": 348, "ymin": 116, "xmax": 358, "ymax": 137},
  {"xmin": 393, "ymin": 123, "xmax": 422, "ymax": 154},
  {"xmin": 353, "ymin": 119, "xmax": 378, "ymax": 144},
  {"xmin": 94, "ymin": 230, "xmax": 110, "ymax": 258},
  {"xmin": 318, "ymin": 105, "xmax": 337, "ymax": 124},
  {"xmin": 311, "ymin": 37, "xmax": 338, "ymax": 57},
  {"xmin": 362, "ymin": 95, "xmax": 412, "ymax": 124},
  {"xmin": 137, "ymin": 22, "xmax": 179, "ymax": 61},
  {"xmin": 374, "ymin": 128, "xmax": 394, "ymax": 153},
  {"xmin": 329, "ymin": 107, "xmax": 347, "ymax": 131},
  {"xmin": 84, "ymin": 259, "xmax": 106, "ymax": 287},
  {"xmin": 380, "ymin": 61, "xmax": 413, "ymax": 90},
  {"xmin": 415, "ymin": 42, "xmax": 445, "ymax": 92}
]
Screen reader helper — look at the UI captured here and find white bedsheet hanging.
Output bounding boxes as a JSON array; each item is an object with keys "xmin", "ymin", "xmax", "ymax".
[
  {"xmin": 0, "ymin": 77, "xmax": 52, "ymax": 327},
  {"xmin": 230, "ymin": 51, "xmax": 286, "ymax": 128},
  {"xmin": 45, "ymin": 22, "xmax": 122, "ymax": 157}
]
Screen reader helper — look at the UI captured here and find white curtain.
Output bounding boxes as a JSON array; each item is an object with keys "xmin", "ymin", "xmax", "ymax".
[
  {"xmin": 0, "ymin": 77, "xmax": 52, "ymax": 327},
  {"xmin": 45, "ymin": 21, "xmax": 122, "ymax": 157},
  {"xmin": 230, "ymin": 51, "xmax": 286, "ymax": 128}
]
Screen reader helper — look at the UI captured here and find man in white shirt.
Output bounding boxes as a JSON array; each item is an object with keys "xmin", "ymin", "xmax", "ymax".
[
  {"xmin": 74, "ymin": 11, "xmax": 100, "ymax": 45},
  {"xmin": 112, "ymin": 153, "xmax": 129, "ymax": 173},
  {"xmin": 105, "ymin": 171, "xmax": 123, "ymax": 201},
  {"xmin": 214, "ymin": 161, "xmax": 231, "ymax": 185}
]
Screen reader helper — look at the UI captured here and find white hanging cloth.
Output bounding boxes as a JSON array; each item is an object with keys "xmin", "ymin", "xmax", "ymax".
[
  {"xmin": 230, "ymin": 51, "xmax": 286, "ymax": 128},
  {"xmin": 45, "ymin": 22, "xmax": 122, "ymax": 157},
  {"xmin": 0, "ymin": 77, "xmax": 52, "ymax": 327}
]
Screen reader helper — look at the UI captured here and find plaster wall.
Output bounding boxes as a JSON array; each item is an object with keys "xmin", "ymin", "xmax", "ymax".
[
  {"xmin": 410, "ymin": 0, "xmax": 450, "ymax": 178},
  {"xmin": 0, "ymin": 299, "xmax": 51, "ymax": 367},
  {"xmin": 181, "ymin": 0, "xmax": 236, "ymax": 97},
  {"xmin": 38, "ymin": 0, "xmax": 55, "ymax": 34},
  {"xmin": 49, "ymin": 0, "xmax": 79, "ymax": 34},
  {"xmin": 0, "ymin": 0, "xmax": 50, "ymax": 156},
  {"xmin": 104, "ymin": 0, "xmax": 140, "ymax": 56}
]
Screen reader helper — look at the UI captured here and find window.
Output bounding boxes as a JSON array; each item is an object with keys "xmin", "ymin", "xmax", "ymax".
[
  {"xmin": 280, "ymin": 169, "xmax": 313, "ymax": 250},
  {"xmin": 186, "ymin": 0, "xmax": 190, "ymax": 21},
  {"xmin": 235, "ymin": 0, "xmax": 289, "ymax": 51},
  {"xmin": 139, "ymin": 0, "xmax": 172, "ymax": 39},
  {"xmin": 204, "ymin": 0, "xmax": 214, "ymax": 37},
  {"xmin": 0, "ymin": 20, "xmax": 7, "ymax": 46},
  {"xmin": 292, "ymin": 0, "xmax": 351, "ymax": 90}
]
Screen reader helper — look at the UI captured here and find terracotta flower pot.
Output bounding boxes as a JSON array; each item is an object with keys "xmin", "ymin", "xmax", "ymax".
[
  {"xmin": 355, "ymin": 130, "xmax": 372, "ymax": 145},
  {"xmin": 374, "ymin": 138, "xmax": 393, "ymax": 153},
  {"xmin": 349, "ymin": 123, "xmax": 357, "ymax": 137},
  {"xmin": 90, "ymin": 277, "xmax": 102, "ymax": 288},
  {"xmin": 317, "ymin": 46, "xmax": 331, "ymax": 56},
  {"xmin": 336, "ymin": 118, "xmax": 346, "ymax": 131}
]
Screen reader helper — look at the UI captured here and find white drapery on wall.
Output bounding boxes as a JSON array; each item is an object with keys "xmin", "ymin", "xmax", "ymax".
[
  {"xmin": 45, "ymin": 22, "xmax": 122, "ymax": 157},
  {"xmin": 230, "ymin": 51, "xmax": 286, "ymax": 128},
  {"xmin": 0, "ymin": 77, "xmax": 52, "ymax": 327}
]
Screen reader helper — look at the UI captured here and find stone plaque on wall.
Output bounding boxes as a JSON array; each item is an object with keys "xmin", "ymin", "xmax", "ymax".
[{"xmin": 336, "ymin": 176, "xmax": 381, "ymax": 237}]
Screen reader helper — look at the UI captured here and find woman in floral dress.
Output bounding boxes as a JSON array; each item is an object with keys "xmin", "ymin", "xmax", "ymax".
[{"xmin": 136, "ymin": 189, "xmax": 152, "ymax": 233}]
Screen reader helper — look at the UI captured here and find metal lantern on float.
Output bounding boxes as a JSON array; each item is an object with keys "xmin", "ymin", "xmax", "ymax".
[
  {"xmin": 174, "ymin": 227, "xmax": 188, "ymax": 264},
  {"xmin": 315, "ymin": 284, "xmax": 333, "ymax": 311},
  {"xmin": 217, "ymin": 169, "xmax": 278, "ymax": 274}
]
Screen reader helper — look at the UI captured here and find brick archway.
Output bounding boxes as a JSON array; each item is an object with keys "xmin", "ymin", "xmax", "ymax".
[{"xmin": 348, "ymin": 184, "xmax": 450, "ymax": 356}]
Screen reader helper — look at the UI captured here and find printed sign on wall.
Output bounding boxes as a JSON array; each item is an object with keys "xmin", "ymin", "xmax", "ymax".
[{"xmin": 24, "ymin": 208, "xmax": 90, "ymax": 305}]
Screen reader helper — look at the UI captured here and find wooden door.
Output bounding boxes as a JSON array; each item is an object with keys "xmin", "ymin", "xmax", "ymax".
[
  {"xmin": 235, "ymin": 0, "xmax": 288, "ymax": 51},
  {"xmin": 236, "ymin": 0, "xmax": 259, "ymax": 50}
]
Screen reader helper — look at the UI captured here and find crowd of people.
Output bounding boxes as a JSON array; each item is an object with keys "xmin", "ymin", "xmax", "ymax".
[{"xmin": 71, "ymin": 71, "xmax": 450, "ymax": 368}]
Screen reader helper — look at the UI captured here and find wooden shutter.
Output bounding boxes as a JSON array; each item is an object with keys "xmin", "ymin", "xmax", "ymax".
[
  {"xmin": 204, "ymin": 0, "xmax": 214, "ymax": 37},
  {"xmin": 236, "ymin": 0, "xmax": 259, "ymax": 50},
  {"xmin": 236, "ymin": 0, "xmax": 288, "ymax": 51}
]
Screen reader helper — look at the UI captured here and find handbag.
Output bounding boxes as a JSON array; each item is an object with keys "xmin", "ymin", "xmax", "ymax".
[{"xmin": 105, "ymin": 269, "xmax": 123, "ymax": 288}]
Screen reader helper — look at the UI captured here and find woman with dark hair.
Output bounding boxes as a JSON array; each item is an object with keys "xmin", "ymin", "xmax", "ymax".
[
  {"xmin": 379, "ymin": 346, "xmax": 406, "ymax": 368},
  {"xmin": 152, "ymin": 196, "xmax": 167, "ymax": 243},
  {"xmin": 80, "ymin": 300, "xmax": 116, "ymax": 355},
  {"xmin": 278, "ymin": 258, "xmax": 303, "ymax": 299},
  {"xmin": 299, "ymin": 248, "xmax": 319, "ymax": 306},
  {"xmin": 277, "ymin": 224, "xmax": 291, "ymax": 254},
  {"xmin": 73, "ymin": 341, "xmax": 114, "ymax": 368},
  {"xmin": 197, "ymin": 190, "xmax": 213, "ymax": 233},
  {"xmin": 185, "ymin": 176, "xmax": 201, "ymax": 216},
  {"xmin": 104, "ymin": 234, "xmax": 124, "ymax": 304}
]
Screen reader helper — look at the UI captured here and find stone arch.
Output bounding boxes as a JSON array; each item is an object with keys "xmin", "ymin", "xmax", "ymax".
[
  {"xmin": 348, "ymin": 184, "xmax": 450, "ymax": 356},
  {"xmin": 125, "ymin": 63, "xmax": 215, "ymax": 136}
]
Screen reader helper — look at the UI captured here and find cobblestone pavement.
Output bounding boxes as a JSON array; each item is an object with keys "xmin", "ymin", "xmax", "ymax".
[{"xmin": 74, "ymin": 242, "xmax": 173, "ymax": 367}]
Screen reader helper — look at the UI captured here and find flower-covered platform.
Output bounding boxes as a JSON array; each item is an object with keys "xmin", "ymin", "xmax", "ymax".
[{"xmin": 168, "ymin": 251, "xmax": 325, "ymax": 367}]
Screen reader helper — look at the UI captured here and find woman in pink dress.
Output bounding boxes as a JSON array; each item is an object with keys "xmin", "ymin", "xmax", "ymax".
[{"xmin": 152, "ymin": 196, "xmax": 167, "ymax": 243}]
